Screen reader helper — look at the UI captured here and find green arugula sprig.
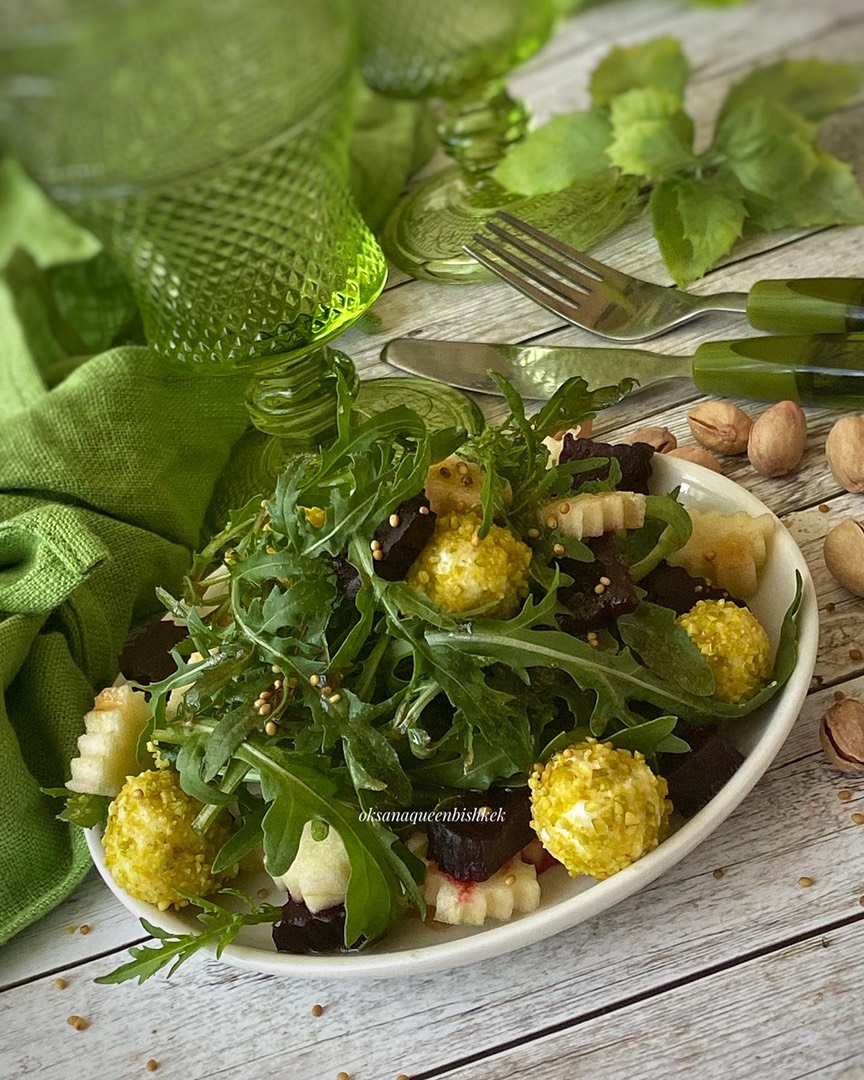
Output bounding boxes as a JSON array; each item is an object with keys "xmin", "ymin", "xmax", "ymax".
[
  {"xmin": 494, "ymin": 39, "xmax": 864, "ymax": 285},
  {"xmin": 95, "ymin": 889, "xmax": 283, "ymax": 985}
]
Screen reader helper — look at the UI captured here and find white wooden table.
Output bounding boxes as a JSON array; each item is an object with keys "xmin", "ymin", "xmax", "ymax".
[{"xmin": 3, "ymin": 1, "xmax": 864, "ymax": 1077}]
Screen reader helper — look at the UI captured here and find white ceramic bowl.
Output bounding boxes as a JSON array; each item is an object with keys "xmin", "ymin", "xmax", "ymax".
[{"xmin": 88, "ymin": 456, "xmax": 819, "ymax": 978}]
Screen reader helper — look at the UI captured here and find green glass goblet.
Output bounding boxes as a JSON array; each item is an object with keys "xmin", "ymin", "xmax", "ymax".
[
  {"xmin": 0, "ymin": 0, "xmax": 386, "ymax": 456},
  {"xmin": 357, "ymin": 0, "xmax": 559, "ymax": 282}
]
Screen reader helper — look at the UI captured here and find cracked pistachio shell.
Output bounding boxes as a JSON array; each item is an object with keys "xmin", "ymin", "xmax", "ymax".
[
  {"xmin": 820, "ymin": 698, "xmax": 864, "ymax": 774},
  {"xmin": 688, "ymin": 401, "xmax": 752, "ymax": 455}
]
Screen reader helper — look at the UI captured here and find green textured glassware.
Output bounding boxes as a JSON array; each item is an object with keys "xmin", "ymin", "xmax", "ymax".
[
  {"xmin": 0, "ymin": 0, "xmax": 387, "ymax": 451},
  {"xmin": 358, "ymin": 0, "xmax": 561, "ymax": 282}
]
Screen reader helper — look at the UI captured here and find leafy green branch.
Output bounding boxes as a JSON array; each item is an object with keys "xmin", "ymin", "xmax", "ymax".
[{"xmin": 494, "ymin": 38, "xmax": 864, "ymax": 284}]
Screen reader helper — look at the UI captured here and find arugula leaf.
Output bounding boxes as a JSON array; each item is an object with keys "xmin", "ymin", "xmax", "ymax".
[
  {"xmin": 94, "ymin": 891, "xmax": 283, "ymax": 985},
  {"xmin": 492, "ymin": 110, "xmax": 612, "ymax": 195},
  {"xmin": 608, "ymin": 88, "xmax": 695, "ymax": 179},
  {"xmin": 590, "ymin": 37, "xmax": 690, "ymax": 106},
  {"xmin": 716, "ymin": 99, "xmax": 819, "ymax": 197},
  {"xmin": 238, "ymin": 740, "xmax": 421, "ymax": 945},
  {"xmin": 621, "ymin": 492, "xmax": 693, "ymax": 580},
  {"xmin": 608, "ymin": 716, "xmax": 690, "ymax": 755},
  {"xmin": 719, "ymin": 58, "xmax": 864, "ymax": 123},
  {"xmin": 41, "ymin": 788, "xmax": 110, "ymax": 829},
  {"xmin": 650, "ymin": 171, "xmax": 747, "ymax": 287},
  {"xmin": 617, "ymin": 602, "xmax": 715, "ymax": 696}
]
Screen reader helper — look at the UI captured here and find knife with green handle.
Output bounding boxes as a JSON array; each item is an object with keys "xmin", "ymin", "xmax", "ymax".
[{"xmin": 382, "ymin": 334, "xmax": 864, "ymax": 407}]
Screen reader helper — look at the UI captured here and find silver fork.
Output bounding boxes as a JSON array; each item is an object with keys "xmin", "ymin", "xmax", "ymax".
[{"xmin": 463, "ymin": 211, "xmax": 749, "ymax": 343}]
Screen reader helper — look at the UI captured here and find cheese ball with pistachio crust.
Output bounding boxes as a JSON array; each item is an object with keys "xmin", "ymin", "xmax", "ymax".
[
  {"xmin": 677, "ymin": 598, "xmax": 772, "ymax": 705},
  {"xmin": 406, "ymin": 511, "xmax": 531, "ymax": 619},
  {"xmin": 103, "ymin": 769, "xmax": 237, "ymax": 910},
  {"xmin": 529, "ymin": 740, "xmax": 671, "ymax": 879}
]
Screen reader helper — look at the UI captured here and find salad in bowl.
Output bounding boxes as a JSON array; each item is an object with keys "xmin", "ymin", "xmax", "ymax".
[{"xmin": 51, "ymin": 374, "xmax": 812, "ymax": 982}]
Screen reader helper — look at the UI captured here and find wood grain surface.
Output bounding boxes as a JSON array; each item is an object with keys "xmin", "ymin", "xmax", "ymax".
[{"xmin": 2, "ymin": 1, "xmax": 864, "ymax": 1078}]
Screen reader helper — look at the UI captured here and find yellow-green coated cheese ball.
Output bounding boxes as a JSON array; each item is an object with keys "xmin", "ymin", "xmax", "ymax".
[
  {"xmin": 529, "ymin": 740, "xmax": 671, "ymax": 880},
  {"xmin": 677, "ymin": 598, "xmax": 772, "ymax": 705},
  {"xmin": 406, "ymin": 511, "xmax": 531, "ymax": 619},
  {"xmin": 103, "ymin": 769, "xmax": 237, "ymax": 911}
]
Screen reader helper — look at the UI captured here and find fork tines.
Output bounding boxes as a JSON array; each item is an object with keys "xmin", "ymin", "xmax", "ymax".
[{"xmin": 463, "ymin": 211, "xmax": 619, "ymax": 324}]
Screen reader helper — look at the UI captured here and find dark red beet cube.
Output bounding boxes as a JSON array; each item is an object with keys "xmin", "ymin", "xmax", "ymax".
[
  {"xmin": 560, "ymin": 436, "xmax": 654, "ymax": 495},
  {"xmin": 272, "ymin": 900, "xmax": 360, "ymax": 954},
  {"xmin": 663, "ymin": 731, "xmax": 745, "ymax": 818},
  {"xmin": 642, "ymin": 561, "xmax": 743, "ymax": 616},
  {"xmin": 118, "ymin": 618, "xmax": 189, "ymax": 684},
  {"xmin": 557, "ymin": 534, "xmax": 639, "ymax": 635},
  {"xmin": 426, "ymin": 787, "xmax": 535, "ymax": 883}
]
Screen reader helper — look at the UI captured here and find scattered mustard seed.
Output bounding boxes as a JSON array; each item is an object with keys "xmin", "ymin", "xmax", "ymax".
[
  {"xmin": 825, "ymin": 602, "xmax": 836, "ymax": 613},
  {"xmin": 713, "ymin": 868, "xmax": 726, "ymax": 880},
  {"xmin": 798, "ymin": 876, "xmax": 815, "ymax": 888},
  {"xmin": 67, "ymin": 1015, "xmax": 88, "ymax": 1031},
  {"xmin": 79, "ymin": 924, "xmax": 91, "ymax": 936},
  {"xmin": 396, "ymin": 1074, "xmax": 411, "ymax": 1080},
  {"xmin": 65, "ymin": 925, "xmax": 76, "ymax": 935},
  {"xmin": 54, "ymin": 978, "xmax": 68, "ymax": 990},
  {"xmin": 337, "ymin": 1072, "xmax": 351, "ymax": 1080},
  {"xmin": 257, "ymin": 888, "xmax": 270, "ymax": 900},
  {"xmin": 850, "ymin": 649, "xmax": 863, "ymax": 662},
  {"xmin": 834, "ymin": 690, "xmax": 846, "ymax": 702},
  {"xmin": 504, "ymin": 873, "xmax": 517, "ymax": 886},
  {"xmin": 311, "ymin": 1004, "xmax": 324, "ymax": 1017},
  {"xmin": 852, "ymin": 813, "xmax": 864, "ymax": 826},
  {"xmin": 839, "ymin": 790, "xmax": 853, "ymax": 801},
  {"xmin": 146, "ymin": 1060, "xmax": 159, "ymax": 1072},
  {"xmin": 819, "ymin": 504, "xmax": 830, "ymax": 513}
]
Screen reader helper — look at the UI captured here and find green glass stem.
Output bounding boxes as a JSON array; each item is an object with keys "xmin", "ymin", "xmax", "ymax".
[
  {"xmin": 436, "ymin": 78, "xmax": 530, "ymax": 181},
  {"xmin": 246, "ymin": 345, "xmax": 360, "ymax": 451}
]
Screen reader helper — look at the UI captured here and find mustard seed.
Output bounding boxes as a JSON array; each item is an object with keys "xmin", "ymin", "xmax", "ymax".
[
  {"xmin": 850, "ymin": 649, "xmax": 863, "ymax": 662},
  {"xmin": 312, "ymin": 1004, "xmax": 324, "ymax": 1017},
  {"xmin": 819, "ymin": 504, "xmax": 830, "ymax": 513},
  {"xmin": 257, "ymin": 888, "xmax": 270, "ymax": 899},
  {"xmin": 798, "ymin": 876, "xmax": 815, "ymax": 888},
  {"xmin": 396, "ymin": 1074, "xmax": 411, "ymax": 1080},
  {"xmin": 712, "ymin": 868, "xmax": 726, "ymax": 880},
  {"xmin": 853, "ymin": 813, "xmax": 864, "ymax": 826},
  {"xmin": 54, "ymin": 978, "xmax": 68, "ymax": 990},
  {"xmin": 825, "ymin": 602, "xmax": 835, "ymax": 613},
  {"xmin": 839, "ymin": 789, "xmax": 853, "ymax": 801},
  {"xmin": 146, "ymin": 1062, "xmax": 159, "ymax": 1073},
  {"xmin": 67, "ymin": 1015, "xmax": 88, "ymax": 1031},
  {"xmin": 834, "ymin": 690, "xmax": 845, "ymax": 701},
  {"xmin": 337, "ymin": 1072, "xmax": 351, "ymax": 1080},
  {"xmin": 79, "ymin": 924, "xmax": 91, "ymax": 936}
]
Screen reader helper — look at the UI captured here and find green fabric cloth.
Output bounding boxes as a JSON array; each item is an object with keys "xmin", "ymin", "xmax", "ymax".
[{"xmin": 0, "ymin": 325, "xmax": 249, "ymax": 946}]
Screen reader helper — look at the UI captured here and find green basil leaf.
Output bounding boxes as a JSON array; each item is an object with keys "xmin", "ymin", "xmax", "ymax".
[
  {"xmin": 607, "ymin": 88, "xmax": 695, "ymax": 179},
  {"xmin": 650, "ymin": 171, "xmax": 747, "ymax": 286},
  {"xmin": 719, "ymin": 59, "xmax": 864, "ymax": 124},
  {"xmin": 590, "ymin": 37, "xmax": 690, "ymax": 106},
  {"xmin": 492, "ymin": 109, "xmax": 612, "ymax": 195}
]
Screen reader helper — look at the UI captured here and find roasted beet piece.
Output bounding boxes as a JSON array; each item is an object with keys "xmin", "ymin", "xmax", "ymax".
[
  {"xmin": 118, "ymin": 618, "xmax": 189, "ymax": 684},
  {"xmin": 332, "ymin": 493, "xmax": 437, "ymax": 597},
  {"xmin": 663, "ymin": 731, "xmax": 745, "ymax": 818},
  {"xmin": 560, "ymin": 436, "xmax": 654, "ymax": 495},
  {"xmin": 642, "ymin": 561, "xmax": 743, "ymax": 616},
  {"xmin": 426, "ymin": 787, "xmax": 535, "ymax": 883},
  {"xmin": 372, "ymin": 492, "xmax": 437, "ymax": 582},
  {"xmin": 557, "ymin": 535, "xmax": 639, "ymax": 635},
  {"xmin": 272, "ymin": 900, "xmax": 361, "ymax": 954}
]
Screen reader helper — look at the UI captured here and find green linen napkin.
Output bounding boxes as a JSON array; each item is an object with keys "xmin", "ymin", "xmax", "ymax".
[{"xmin": 0, "ymin": 258, "xmax": 250, "ymax": 946}]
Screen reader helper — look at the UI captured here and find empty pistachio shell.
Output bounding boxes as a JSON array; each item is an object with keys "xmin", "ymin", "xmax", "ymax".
[
  {"xmin": 825, "ymin": 415, "xmax": 864, "ymax": 493},
  {"xmin": 625, "ymin": 426, "xmax": 677, "ymax": 453},
  {"xmin": 666, "ymin": 446, "xmax": 723, "ymax": 473},
  {"xmin": 823, "ymin": 519, "xmax": 864, "ymax": 597},
  {"xmin": 688, "ymin": 401, "xmax": 752, "ymax": 455},
  {"xmin": 820, "ymin": 698, "xmax": 864, "ymax": 773},
  {"xmin": 747, "ymin": 401, "xmax": 807, "ymax": 477}
]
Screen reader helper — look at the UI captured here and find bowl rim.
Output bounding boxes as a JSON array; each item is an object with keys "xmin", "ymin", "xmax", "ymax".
[{"xmin": 87, "ymin": 456, "xmax": 820, "ymax": 979}]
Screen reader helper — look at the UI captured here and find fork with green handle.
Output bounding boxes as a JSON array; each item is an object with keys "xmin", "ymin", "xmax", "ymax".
[{"xmin": 464, "ymin": 212, "xmax": 864, "ymax": 341}]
